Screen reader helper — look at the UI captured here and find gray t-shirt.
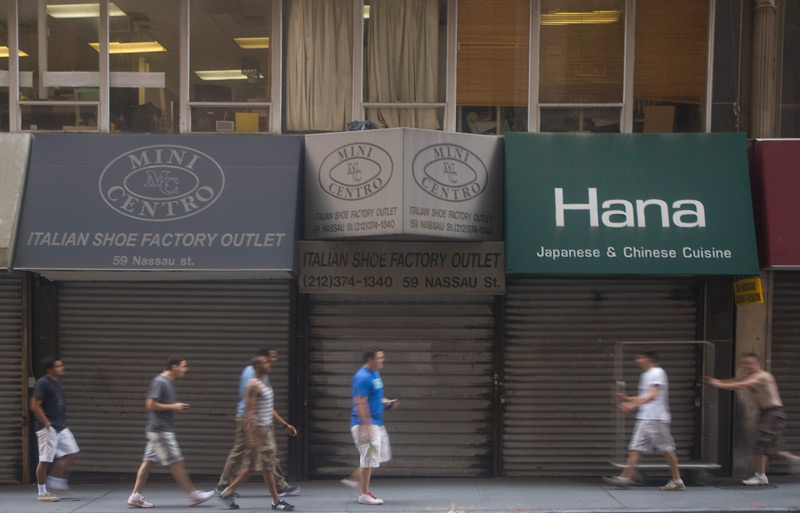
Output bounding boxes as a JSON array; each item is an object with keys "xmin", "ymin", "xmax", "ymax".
[{"xmin": 146, "ymin": 374, "xmax": 176, "ymax": 433}]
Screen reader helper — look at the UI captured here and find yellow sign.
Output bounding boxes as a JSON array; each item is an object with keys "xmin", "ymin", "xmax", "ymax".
[{"xmin": 734, "ymin": 277, "xmax": 764, "ymax": 305}]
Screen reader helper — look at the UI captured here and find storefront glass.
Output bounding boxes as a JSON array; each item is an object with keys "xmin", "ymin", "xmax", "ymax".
[
  {"xmin": 190, "ymin": 0, "xmax": 271, "ymax": 133},
  {"xmin": 457, "ymin": 0, "xmax": 528, "ymax": 135},
  {"xmin": 780, "ymin": 0, "xmax": 800, "ymax": 137},
  {"xmin": 633, "ymin": 0, "xmax": 709, "ymax": 133}
]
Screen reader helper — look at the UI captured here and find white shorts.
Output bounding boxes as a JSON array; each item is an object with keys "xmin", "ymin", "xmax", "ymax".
[
  {"xmin": 628, "ymin": 420, "xmax": 676, "ymax": 453},
  {"xmin": 351, "ymin": 424, "xmax": 391, "ymax": 468},
  {"xmin": 143, "ymin": 431, "xmax": 184, "ymax": 466},
  {"xmin": 36, "ymin": 427, "xmax": 79, "ymax": 463}
]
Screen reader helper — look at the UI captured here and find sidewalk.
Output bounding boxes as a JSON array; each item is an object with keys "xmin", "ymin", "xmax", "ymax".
[{"xmin": 2, "ymin": 476, "xmax": 799, "ymax": 513}]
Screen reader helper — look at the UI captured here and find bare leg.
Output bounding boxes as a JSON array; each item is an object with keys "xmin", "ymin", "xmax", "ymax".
[
  {"xmin": 36, "ymin": 462, "xmax": 50, "ymax": 485},
  {"xmin": 619, "ymin": 451, "xmax": 642, "ymax": 480},
  {"xmin": 50, "ymin": 453, "xmax": 78, "ymax": 479},
  {"xmin": 263, "ymin": 470, "xmax": 280, "ymax": 504},
  {"xmin": 222, "ymin": 466, "xmax": 252, "ymax": 496},
  {"xmin": 132, "ymin": 460, "xmax": 155, "ymax": 495},
  {"xmin": 754, "ymin": 453, "xmax": 768, "ymax": 475},
  {"xmin": 168, "ymin": 461, "xmax": 197, "ymax": 494},
  {"xmin": 359, "ymin": 467, "xmax": 373, "ymax": 495},
  {"xmin": 662, "ymin": 451, "xmax": 682, "ymax": 481}
]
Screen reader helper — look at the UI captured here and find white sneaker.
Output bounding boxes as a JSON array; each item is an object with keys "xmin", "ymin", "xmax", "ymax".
[
  {"xmin": 340, "ymin": 478, "xmax": 359, "ymax": 489},
  {"xmin": 188, "ymin": 490, "xmax": 216, "ymax": 506},
  {"xmin": 742, "ymin": 474, "xmax": 768, "ymax": 485},
  {"xmin": 659, "ymin": 479, "xmax": 686, "ymax": 491},
  {"xmin": 37, "ymin": 492, "xmax": 60, "ymax": 502},
  {"xmin": 127, "ymin": 493, "xmax": 154, "ymax": 508},
  {"xmin": 358, "ymin": 492, "xmax": 384, "ymax": 505}
]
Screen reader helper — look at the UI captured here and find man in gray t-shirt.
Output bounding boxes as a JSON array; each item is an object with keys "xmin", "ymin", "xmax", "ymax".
[{"xmin": 126, "ymin": 356, "xmax": 214, "ymax": 509}]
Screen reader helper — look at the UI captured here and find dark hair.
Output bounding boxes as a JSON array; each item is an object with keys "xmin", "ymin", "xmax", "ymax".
[
  {"xmin": 257, "ymin": 345, "xmax": 273, "ymax": 356},
  {"xmin": 41, "ymin": 355, "xmax": 59, "ymax": 372},
  {"xmin": 166, "ymin": 355, "xmax": 185, "ymax": 370},
  {"xmin": 363, "ymin": 346, "xmax": 383, "ymax": 363},
  {"xmin": 637, "ymin": 347, "xmax": 658, "ymax": 362}
]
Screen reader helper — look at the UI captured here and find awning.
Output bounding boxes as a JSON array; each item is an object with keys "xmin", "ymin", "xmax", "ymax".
[
  {"xmin": 751, "ymin": 139, "xmax": 800, "ymax": 269},
  {"xmin": 13, "ymin": 134, "xmax": 302, "ymax": 279},
  {"xmin": 0, "ymin": 134, "xmax": 32, "ymax": 269},
  {"xmin": 505, "ymin": 133, "xmax": 759, "ymax": 275}
]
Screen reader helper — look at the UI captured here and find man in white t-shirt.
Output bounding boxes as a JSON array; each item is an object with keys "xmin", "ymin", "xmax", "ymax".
[{"xmin": 603, "ymin": 348, "xmax": 685, "ymax": 491}]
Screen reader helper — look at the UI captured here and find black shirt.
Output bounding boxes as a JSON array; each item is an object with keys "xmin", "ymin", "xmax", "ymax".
[{"xmin": 33, "ymin": 376, "xmax": 66, "ymax": 432}]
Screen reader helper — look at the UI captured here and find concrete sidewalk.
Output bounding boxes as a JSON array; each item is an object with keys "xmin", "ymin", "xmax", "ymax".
[{"xmin": 1, "ymin": 476, "xmax": 799, "ymax": 513}]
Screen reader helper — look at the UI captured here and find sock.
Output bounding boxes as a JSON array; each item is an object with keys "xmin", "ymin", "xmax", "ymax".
[
  {"xmin": 38, "ymin": 484, "xmax": 47, "ymax": 495},
  {"xmin": 674, "ymin": 479, "xmax": 684, "ymax": 484}
]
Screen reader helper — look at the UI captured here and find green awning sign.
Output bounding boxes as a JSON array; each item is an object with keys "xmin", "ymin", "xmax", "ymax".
[{"xmin": 505, "ymin": 133, "xmax": 759, "ymax": 275}]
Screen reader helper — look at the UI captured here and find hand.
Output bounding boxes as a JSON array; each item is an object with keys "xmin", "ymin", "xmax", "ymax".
[
  {"xmin": 619, "ymin": 401, "xmax": 636, "ymax": 414},
  {"xmin": 385, "ymin": 399, "xmax": 399, "ymax": 410},
  {"xmin": 174, "ymin": 402, "xmax": 191, "ymax": 412},
  {"xmin": 284, "ymin": 424, "xmax": 298, "ymax": 437},
  {"xmin": 358, "ymin": 424, "xmax": 372, "ymax": 443}
]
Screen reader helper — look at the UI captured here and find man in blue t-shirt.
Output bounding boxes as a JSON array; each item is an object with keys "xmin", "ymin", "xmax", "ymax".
[{"xmin": 341, "ymin": 347, "xmax": 399, "ymax": 505}]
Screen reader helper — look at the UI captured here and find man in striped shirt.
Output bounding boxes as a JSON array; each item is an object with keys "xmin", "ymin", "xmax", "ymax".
[{"xmin": 219, "ymin": 355, "xmax": 297, "ymax": 511}]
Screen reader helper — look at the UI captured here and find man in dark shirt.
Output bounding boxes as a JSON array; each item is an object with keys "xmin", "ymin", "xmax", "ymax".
[{"xmin": 30, "ymin": 356, "xmax": 80, "ymax": 502}]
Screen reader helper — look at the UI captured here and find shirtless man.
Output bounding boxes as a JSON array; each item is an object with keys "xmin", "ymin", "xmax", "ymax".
[{"xmin": 706, "ymin": 352, "xmax": 800, "ymax": 485}]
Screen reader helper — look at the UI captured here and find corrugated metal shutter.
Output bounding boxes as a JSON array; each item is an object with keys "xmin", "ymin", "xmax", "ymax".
[
  {"xmin": 0, "ymin": 272, "xmax": 24, "ymax": 483},
  {"xmin": 503, "ymin": 278, "xmax": 702, "ymax": 476},
  {"xmin": 770, "ymin": 271, "xmax": 800, "ymax": 474},
  {"xmin": 57, "ymin": 281, "xmax": 291, "ymax": 476},
  {"xmin": 307, "ymin": 294, "xmax": 496, "ymax": 477}
]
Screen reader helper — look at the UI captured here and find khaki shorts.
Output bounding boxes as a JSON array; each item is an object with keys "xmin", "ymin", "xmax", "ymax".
[
  {"xmin": 628, "ymin": 420, "xmax": 676, "ymax": 454},
  {"xmin": 143, "ymin": 431, "xmax": 184, "ymax": 466},
  {"xmin": 242, "ymin": 425, "xmax": 277, "ymax": 472},
  {"xmin": 754, "ymin": 407, "xmax": 787, "ymax": 457}
]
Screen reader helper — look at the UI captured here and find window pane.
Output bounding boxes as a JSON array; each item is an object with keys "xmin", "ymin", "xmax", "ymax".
[
  {"xmin": 540, "ymin": 107, "xmax": 620, "ymax": 132},
  {"xmin": 191, "ymin": 105, "xmax": 269, "ymax": 133},
  {"xmin": 1, "ymin": 0, "xmax": 7, "ymax": 131},
  {"xmin": 539, "ymin": 0, "xmax": 625, "ymax": 103},
  {"xmin": 364, "ymin": 0, "xmax": 445, "ymax": 129},
  {"xmin": 285, "ymin": 0, "xmax": 352, "ymax": 132},
  {"xmin": 634, "ymin": 0, "xmax": 708, "ymax": 133},
  {"xmin": 110, "ymin": 1, "xmax": 179, "ymax": 133},
  {"xmin": 781, "ymin": 0, "xmax": 800, "ymax": 137},
  {"xmin": 19, "ymin": 0, "xmax": 100, "ymax": 102},
  {"xmin": 190, "ymin": 0, "xmax": 271, "ymax": 115},
  {"xmin": 457, "ymin": 0, "xmax": 528, "ymax": 133},
  {"xmin": 22, "ymin": 103, "xmax": 98, "ymax": 131}
]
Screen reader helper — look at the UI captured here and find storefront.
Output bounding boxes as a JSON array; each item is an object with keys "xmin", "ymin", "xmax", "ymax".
[
  {"xmin": 12, "ymin": 134, "xmax": 302, "ymax": 477},
  {"xmin": 502, "ymin": 133, "xmax": 759, "ymax": 476},
  {"xmin": 750, "ymin": 139, "xmax": 800, "ymax": 474},
  {"xmin": 300, "ymin": 128, "xmax": 505, "ymax": 477},
  {"xmin": 0, "ymin": 134, "xmax": 31, "ymax": 483}
]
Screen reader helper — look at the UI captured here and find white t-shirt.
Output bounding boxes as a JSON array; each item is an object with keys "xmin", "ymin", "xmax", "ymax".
[{"xmin": 636, "ymin": 366, "xmax": 671, "ymax": 422}]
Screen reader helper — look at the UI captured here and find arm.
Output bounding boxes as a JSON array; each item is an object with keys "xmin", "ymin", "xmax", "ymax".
[
  {"xmin": 705, "ymin": 374, "xmax": 760, "ymax": 391},
  {"xmin": 355, "ymin": 396, "xmax": 372, "ymax": 426},
  {"xmin": 619, "ymin": 385, "xmax": 659, "ymax": 413},
  {"xmin": 146, "ymin": 398, "xmax": 189, "ymax": 412},
  {"xmin": 272, "ymin": 410, "xmax": 297, "ymax": 436},
  {"xmin": 29, "ymin": 397, "xmax": 51, "ymax": 430}
]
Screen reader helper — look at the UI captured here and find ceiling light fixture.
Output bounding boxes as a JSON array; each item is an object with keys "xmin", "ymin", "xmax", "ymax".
[
  {"xmin": 364, "ymin": 5, "xmax": 370, "ymax": 19},
  {"xmin": 47, "ymin": 3, "xmax": 126, "ymax": 19},
  {"xmin": 194, "ymin": 70, "xmax": 266, "ymax": 81},
  {"xmin": 234, "ymin": 37, "xmax": 270, "ymax": 49},
  {"xmin": 0, "ymin": 46, "xmax": 29, "ymax": 58},
  {"xmin": 541, "ymin": 10, "xmax": 621, "ymax": 26},
  {"xmin": 89, "ymin": 41, "xmax": 167, "ymax": 54}
]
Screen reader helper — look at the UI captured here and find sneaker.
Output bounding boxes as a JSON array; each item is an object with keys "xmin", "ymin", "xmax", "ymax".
[
  {"xmin": 219, "ymin": 492, "xmax": 239, "ymax": 510},
  {"xmin": 743, "ymin": 474, "xmax": 769, "ymax": 486},
  {"xmin": 37, "ymin": 492, "xmax": 60, "ymax": 502},
  {"xmin": 46, "ymin": 476, "xmax": 70, "ymax": 492},
  {"xmin": 659, "ymin": 479, "xmax": 686, "ymax": 491},
  {"xmin": 188, "ymin": 490, "xmax": 216, "ymax": 506},
  {"xmin": 602, "ymin": 476, "xmax": 631, "ymax": 489},
  {"xmin": 127, "ymin": 493, "xmax": 154, "ymax": 508},
  {"xmin": 215, "ymin": 484, "xmax": 228, "ymax": 495},
  {"xmin": 340, "ymin": 478, "xmax": 359, "ymax": 489},
  {"xmin": 278, "ymin": 485, "xmax": 302, "ymax": 497},
  {"xmin": 358, "ymin": 492, "xmax": 384, "ymax": 505},
  {"xmin": 272, "ymin": 499, "xmax": 295, "ymax": 510}
]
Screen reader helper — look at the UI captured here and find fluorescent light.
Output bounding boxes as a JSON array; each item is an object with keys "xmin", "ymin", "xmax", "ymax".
[
  {"xmin": 541, "ymin": 10, "xmax": 621, "ymax": 26},
  {"xmin": 0, "ymin": 46, "xmax": 29, "ymax": 58},
  {"xmin": 47, "ymin": 3, "xmax": 126, "ymax": 19},
  {"xmin": 89, "ymin": 41, "xmax": 167, "ymax": 54},
  {"xmin": 234, "ymin": 37, "xmax": 270, "ymax": 49},
  {"xmin": 363, "ymin": 5, "xmax": 370, "ymax": 18},
  {"xmin": 195, "ymin": 69, "xmax": 266, "ymax": 81}
]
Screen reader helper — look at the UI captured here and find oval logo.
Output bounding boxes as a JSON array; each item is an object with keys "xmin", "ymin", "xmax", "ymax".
[
  {"xmin": 99, "ymin": 145, "xmax": 225, "ymax": 222},
  {"xmin": 319, "ymin": 143, "xmax": 393, "ymax": 201},
  {"xmin": 412, "ymin": 144, "xmax": 488, "ymax": 202}
]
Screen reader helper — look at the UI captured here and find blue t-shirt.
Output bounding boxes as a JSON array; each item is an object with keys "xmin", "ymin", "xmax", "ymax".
[
  {"xmin": 351, "ymin": 367, "xmax": 384, "ymax": 427},
  {"xmin": 237, "ymin": 365, "xmax": 269, "ymax": 415}
]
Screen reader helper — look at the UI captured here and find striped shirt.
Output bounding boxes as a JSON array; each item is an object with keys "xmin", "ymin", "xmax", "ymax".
[{"xmin": 249, "ymin": 378, "xmax": 274, "ymax": 427}]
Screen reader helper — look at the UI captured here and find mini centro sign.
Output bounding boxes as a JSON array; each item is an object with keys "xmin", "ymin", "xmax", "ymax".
[{"xmin": 505, "ymin": 133, "xmax": 760, "ymax": 275}]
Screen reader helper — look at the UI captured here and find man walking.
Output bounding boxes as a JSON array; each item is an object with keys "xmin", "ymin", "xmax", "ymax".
[
  {"xmin": 216, "ymin": 346, "xmax": 300, "ymax": 497},
  {"xmin": 706, "ymin": 352, "xmax": 800, "ymax": 484},
  {"xmin": 30, "ymin": 356, "xmax": 80, "ymax": 502},
  {"xmin": 344, "ymin": 347, "xmax": 399, "ymax": 505},
  {"xmin": 126, "ymin": 356, "xmax": 215, "ymax": 508},
  {"xmin": 603, "ymin": 347, "xmax": 685, "ymax": 491},
  {"xmin": 218, "ymin": 355, "xmax": 297, "ymax": 510}
]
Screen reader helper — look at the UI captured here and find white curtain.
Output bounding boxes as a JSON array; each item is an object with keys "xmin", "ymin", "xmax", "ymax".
[
  {"xmin": 286, "ymin": 0, "xmax": 353, "ymax": 131},
  {"xmin": 367, "ymin": 0, "xmax": 440, "ymax": 129}
]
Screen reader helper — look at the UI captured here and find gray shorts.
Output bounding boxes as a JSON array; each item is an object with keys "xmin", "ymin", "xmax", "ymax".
[
  {"xmin": 628, "ymin": 420, "xmax": 676, "ymax": 454},
  {"xmin": 143, "ymin": 431, "xmax": 184, "ymax": 466}
]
